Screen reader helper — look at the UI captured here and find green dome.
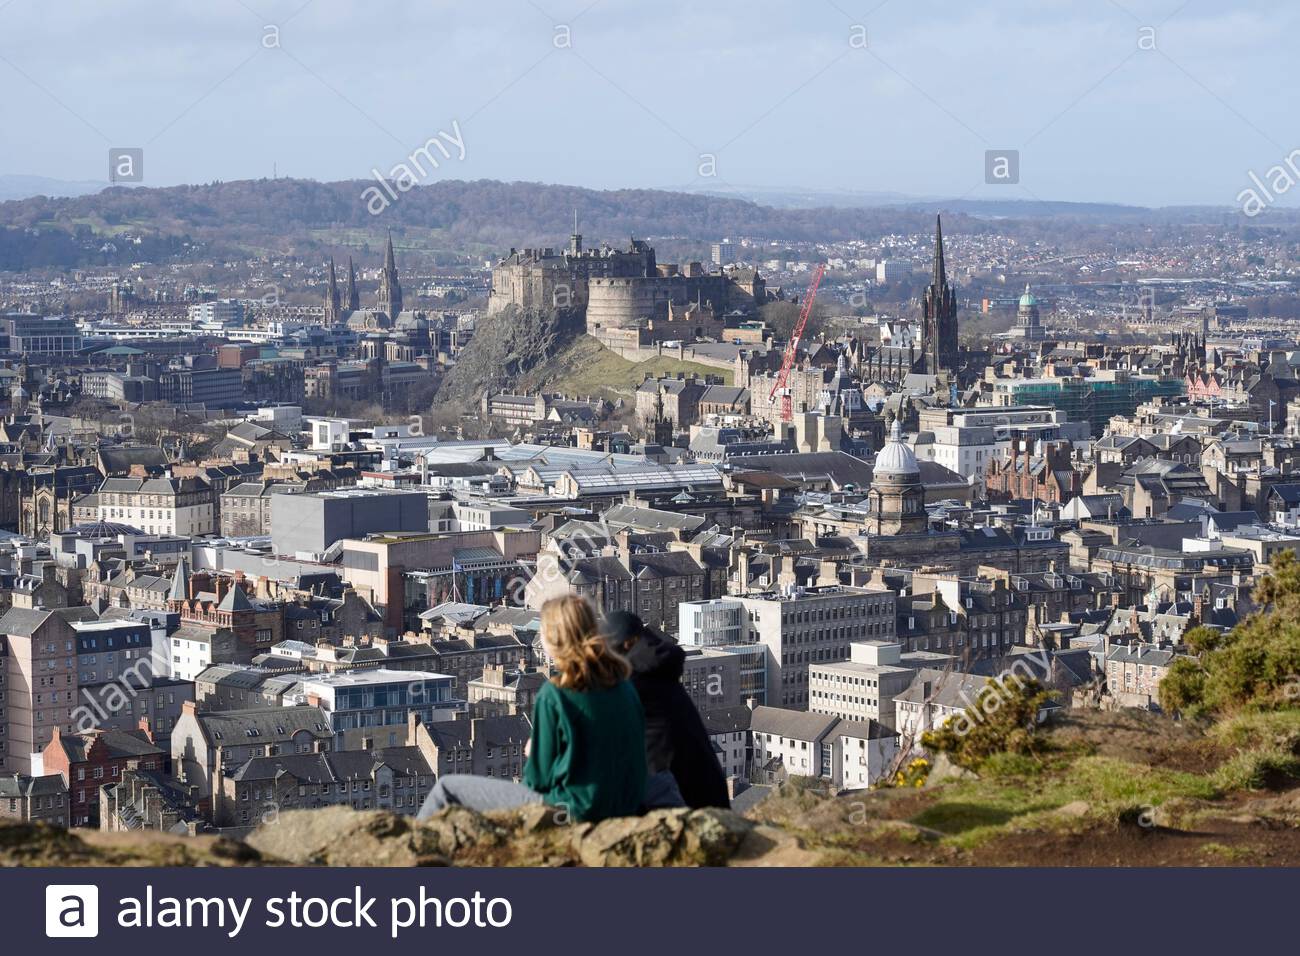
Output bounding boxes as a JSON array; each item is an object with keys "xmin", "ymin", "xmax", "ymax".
[{"xmin": 1019, "ymin": 286, "xmax": 1038, "ymax": 308}]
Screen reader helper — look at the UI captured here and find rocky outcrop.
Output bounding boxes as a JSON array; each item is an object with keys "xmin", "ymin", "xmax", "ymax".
[
  {"xmin": 437, "ymin": 305, "xmax": 582, "ymax": 406},
  {"xmin": 0, "ymin": 819, "xmax": 262, "ymax": 867},
  {"xmin": 245, "ymin": 805, "xmax": 810, "ymax": 868},
  {"xmin": 0, "ymin": 804, "xmax": 824, "ymax": 868}
]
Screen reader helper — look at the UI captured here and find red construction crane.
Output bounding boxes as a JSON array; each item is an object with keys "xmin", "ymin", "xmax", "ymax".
[{"xmin": 768, "ymin": 262, "xmax": 825, "ymax": 422}]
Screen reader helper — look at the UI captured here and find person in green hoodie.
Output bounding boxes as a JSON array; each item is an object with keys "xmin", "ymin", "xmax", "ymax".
[{"xmin": 418, "ymin": 595, "xmax": 647, "ymax": 824}]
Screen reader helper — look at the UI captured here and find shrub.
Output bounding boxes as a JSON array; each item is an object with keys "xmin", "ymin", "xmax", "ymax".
[
  {"xmin": 890, "ymin": 757, "xmax": 930, "ymax": 788},
  {"xmin": 921, "ymin": 676, "xmax": 1057, "ymax": 771},
  {"xmin": 1159, "ymin": 550, "xmax": 1300, "ymax": 717}
]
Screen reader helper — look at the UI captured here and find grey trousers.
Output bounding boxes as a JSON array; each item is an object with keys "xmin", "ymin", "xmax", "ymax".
[{"xmin": 417, "ymin": 774, "xmax": 543, "ymax": 819}]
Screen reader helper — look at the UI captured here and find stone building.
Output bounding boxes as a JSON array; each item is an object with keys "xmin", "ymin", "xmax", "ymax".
[
  {"xmin": 488, "ymin": 233, "xmax": 771, "ymax": 348},
  {"xmin": 96, "ymin": 475, "xmax": 217, "ymax": 537},
  {"xmin": 865, "ymin": 420, "xmax": 927, "ymax": 535},
  {"xmin": 211, "ymin": 746, "xmax": 434, "ymax": 828},
  {"xmin": 0, "ymin": 772, "xmax": 68, "ymax": 827},
  {"xmin": 42, "ymin": 724, "xmax": 164, "ymax": 827}
]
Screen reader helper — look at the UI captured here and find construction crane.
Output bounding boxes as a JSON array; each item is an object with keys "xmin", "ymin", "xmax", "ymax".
[{"xmin": 768, "ymin": 262, "xmax": 825, "ymax": 422}]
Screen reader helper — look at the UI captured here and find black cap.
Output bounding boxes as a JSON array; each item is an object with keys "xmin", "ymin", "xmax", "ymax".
[{"xmin": 600, "ymin": 610, "xmax": 647, "ymax": 649}]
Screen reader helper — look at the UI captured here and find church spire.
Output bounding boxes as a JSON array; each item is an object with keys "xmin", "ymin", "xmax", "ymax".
[
  {"xmin": 932, "ymin": 214, "xmax": 946, "ymax": 289},
  {"xmin": 383, "ymin": 231, "xmax": 397, "ymax": 272},
  {"xmin": 921, "ymin": 213, "xmax": 958, "ymax": 376},
  {"xmin": 324, "ymin": 258, "xmax": 340, "ymax": 326},
  {"xmin": 345, "ymin": 257, "xmax": 360, "ymax": 313},
  {"xmin": 377, "ymin": 231, "xmax": 403, "ymax": 319}
]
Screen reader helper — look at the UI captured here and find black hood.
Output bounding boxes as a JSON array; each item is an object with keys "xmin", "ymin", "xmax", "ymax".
[{"xmin": 625, "ymin": 628, "xmax": 684, "ymax": 682}]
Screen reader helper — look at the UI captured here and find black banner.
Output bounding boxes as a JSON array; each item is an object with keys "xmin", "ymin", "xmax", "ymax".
[{"xmin": 19, "ymin": 867, "xmax": 1268, "ymax": 950}]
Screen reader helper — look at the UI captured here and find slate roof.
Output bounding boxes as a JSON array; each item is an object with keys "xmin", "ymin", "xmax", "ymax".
[
  {"xmin": 749, "ymin": 706, "xmax": 839, "ymax": 741},
  {"xmin": 422, "ymin": 715, "xmax": 532, "ymax": 750},
  {"xmin": 55, "ymin": 728, "xmax": 162, "ymax": 763},
  {"xmin": 0, "ymin": 773, "xmax": 68, "ymax": 798},
  {"xmin": 194, "ymin": 704, "xmax": 332, "ymax": 744},
  {"xmin": 228, "ymin": 747, "xmax": 433, "ymax": 784}
]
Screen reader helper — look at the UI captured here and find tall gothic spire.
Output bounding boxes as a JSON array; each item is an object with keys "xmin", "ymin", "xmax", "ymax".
[
  {"xmin": 383, "ymin": 231, "xmax": 397, "ymax": 272},
  {"xmin": 345, "ymin": 257, "xmax": 360, "ymax": 313},
  {"xmin": 932, "ymin": 214, "xmax": 947, "ymax": 288},
  {"xmin": 921, "ymin": 214, "xmax": 958, "ymax": 376},
  {"xmin": 324, "ymin": 257, "xmax": 341, "ymax": 326},
  {"xmin": 377, "ymin": 231, "xmax": 403, "ymax": 319}
]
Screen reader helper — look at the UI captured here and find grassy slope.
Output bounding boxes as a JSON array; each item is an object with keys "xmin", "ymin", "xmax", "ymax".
[
  {"xmin": 747, "ymin": 709, "xmax": 1300, "ymax": 866},
  {"xmin": 523, "ymin": 335, "xmax": 732, "ymax": 401}
]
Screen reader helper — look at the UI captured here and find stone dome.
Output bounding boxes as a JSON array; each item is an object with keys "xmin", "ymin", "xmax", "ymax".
[{"xmin": 873, "ymin": 419, "xmax": 919, "ymax": 477}]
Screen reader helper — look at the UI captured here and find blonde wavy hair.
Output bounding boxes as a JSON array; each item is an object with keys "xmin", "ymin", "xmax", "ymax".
[{"xmin": 541, "ymin": 595, "xmax": 631, "ymax": 691}]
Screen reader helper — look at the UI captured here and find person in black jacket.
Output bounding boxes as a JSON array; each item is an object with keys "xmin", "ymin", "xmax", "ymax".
[{"xmin": 601, "ymin": 611, "xmax": 731, "ymax": 810}]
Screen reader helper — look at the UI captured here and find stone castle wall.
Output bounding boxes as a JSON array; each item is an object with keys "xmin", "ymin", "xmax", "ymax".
[{"xmin": 488, "ymin": 241, "xmax": 767, "ymax": 336}]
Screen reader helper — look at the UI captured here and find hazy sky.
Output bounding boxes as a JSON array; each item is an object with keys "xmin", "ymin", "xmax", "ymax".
[{"xmin": 1, "ymin": 0, "xmax": 1296, "ymax": 207}]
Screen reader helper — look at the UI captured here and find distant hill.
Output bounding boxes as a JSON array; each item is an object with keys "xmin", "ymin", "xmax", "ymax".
[
  {"xmin": 0, "ymin": 176, "xmax": 1275, "ymax": 272},
  {"xmin": 0, "ymin": 177, "xmax": 977, "ymax": 250}
]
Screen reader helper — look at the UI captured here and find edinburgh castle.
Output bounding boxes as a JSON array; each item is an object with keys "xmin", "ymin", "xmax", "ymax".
[{"xmin": 487, "ymin": 223, "xmax": 775, "ymax": 353}]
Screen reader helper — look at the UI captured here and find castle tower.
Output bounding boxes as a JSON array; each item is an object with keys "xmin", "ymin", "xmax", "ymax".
[
  {"xmin": 377, "ymin": 233, "xmax": 403, "ymax": 320},
  {"xmin": 345, "ymin": 257, "xmax": 360, "ymax": 314},
  {"xmin": 323, "ymin": 258, "xmax": 341, "ymax": 326},
  {"xmin": 868, "ymin": 419, "xmax": 927, "ymax": 535},
  {"xmin": 921, "ymin": 215, "xmax": 959, "ymax": 375}
]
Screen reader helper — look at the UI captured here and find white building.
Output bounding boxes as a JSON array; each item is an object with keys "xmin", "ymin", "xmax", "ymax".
[
  {"xmin": 188, "ymin": 299, "xmax": 246, "ymax": 328},
  {"xmin": 453, "ymin": 500, "xmax": 532, "ymax": 531},
  {"xmin": 875, "ymin": 259, "xmax": 912, "ymax": 284},
  {"xmin": 97, "ymin": 476, "xmax": 216, "ymax": 537},
  {"xmin": 306, "ymin": 417, "xmax": 352, "ymax": 451},
  {"xmin": 892, "ymin": 668, "xmax": 989, "ymax": 744},
  {"xmin": 169, "ymin": 625, "xmax": 236, "ymax": 683},
  {"xmin": 679, "ymin": 597, "xmax": 747, "ymax": 647},
  {"xmin": 737, "ymin": 585, "xmax": 897, "ymax": 710},
  {"xmin": 287, "ymin": 668, "xmax": 464, "ymax": 747},
  {"xmin": 749, "ymin": 706, "xmax": 897, "ymax": 791},
  {"xmin": 252, "ymin": 405, "xmax": 303, "ymax": 436},
  {"xmin": 703, "ymin": 706, "xmax": 751, "ymax": 781},
  {"xmin": 913, "ymin": 423, "xmax": 997, "ymax": 494},
  {"xmin": 809, "ymin": 640, "xmax": 917, "ymax": 724}
]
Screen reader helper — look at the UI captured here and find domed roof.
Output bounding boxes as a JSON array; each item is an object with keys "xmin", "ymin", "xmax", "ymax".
[
  {"xmin": 1019, "ymin": 285, "xmax": 1038, "ymax": 308},
  {"xmin": 873, "ymin": 419, "xmax": 919, "ymax": 477}
]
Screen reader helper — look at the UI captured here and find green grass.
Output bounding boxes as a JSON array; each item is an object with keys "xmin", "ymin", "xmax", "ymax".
[
  {"xmin": 978, "ymin": 752, "xmax": 1047, "ymax": 779},
  {"xmin": 1043, "ymin": 755, "xmax": 1220, "ymax": 807},
  {"xmin": 910, "ymin": 778, "xmax": 1060, "ymax": 841},
  {"xmin": 1211, "ymin": 747, "xmax": 1300, "ymax": 791},
  {"xmin": 909, "ymin": 755, "xmax": 1222, "ymax": 848},
  {"xmin": 1211, "ymin": 710, "xmax": 1300, "ymax": 751},
  {"xmin": 1199, "ymin": 842, "xmax": 1254, "ymax": 862},
  {"xmin": 534, "ymin": 335, "xmax": 732, "ymax": 399}
]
